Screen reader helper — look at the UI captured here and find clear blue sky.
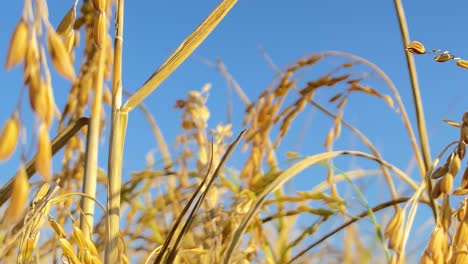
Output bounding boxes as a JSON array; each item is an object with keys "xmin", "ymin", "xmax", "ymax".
[{"xmin": 1, "ymin": 0, "xmax": 467, "ymax": 260}]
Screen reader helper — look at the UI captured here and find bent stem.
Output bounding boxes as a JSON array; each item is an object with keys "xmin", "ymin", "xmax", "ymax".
[
  {"xmin": 105, "ymin": 0, "xmax": 125, "ymax": 262},
  {"xmin": 80, "ymin": 36, "xmax": 106, "ymax": 240},
  {"xmin": 393, "ymin": 0, "xmax": 431, "ymax": 172}
]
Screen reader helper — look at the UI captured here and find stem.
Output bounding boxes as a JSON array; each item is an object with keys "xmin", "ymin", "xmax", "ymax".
[
  {"xmin": 287, "ymin": 197, "xmax": 431, "ymax": 263},
  {"xmin": 105, "ymin": 0, "xmax": 125, "ymax": 262},
  {"xmin": 393, "ymin": 0, "xmax": 431, "ymax": 172},
  {"xmin": 80, "ymin": 38, "xmax": 106, "ymax": 240}
]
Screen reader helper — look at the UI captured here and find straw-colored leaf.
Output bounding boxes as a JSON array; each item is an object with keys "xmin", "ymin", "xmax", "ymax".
[{"xmin": 223, "ymin": 150, "xmax": 361, "ymax": 263}]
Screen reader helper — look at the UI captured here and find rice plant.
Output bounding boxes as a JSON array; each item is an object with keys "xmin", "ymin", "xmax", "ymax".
[{"xmin": 0, "ymin": 0, "xmax": 466, "ymax": 263}]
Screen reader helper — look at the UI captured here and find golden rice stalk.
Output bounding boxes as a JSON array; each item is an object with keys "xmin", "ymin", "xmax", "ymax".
[
  {"xmin": 48, "ymin": 215, "xmax": 67, "ymax": 238},
  {"xmin": 0, "ymin": 114, "xmax": 20, "ymax": 161},
  {"xmin": 20, "ymin": 231, "xmax": 39, "ymax": 262},
  {"xmin": 47, "ymin": 29, "xmax": 76, "ymax": 81},
  {"xmin": 92, "ymin": 0, "xmax": 106, "ymax": 12},
  {"xmin": 35, "ymin": 124, "xmax": 52, "ymax": 180},
  {"xmin": 406, "ymin": 40, "xmax": 426, "ymax": 55},
  {"xmin": 71, "ymin": 223, "xmax": 87, "ymax": 250},
  {"xmin": 59, "ymin": 238, "xmax": 82, "ymax": 264},
  {"xmin": 56, "ymin": 4, "xmax": 76, "ymax": 35},
  {"xmin": 4, "ymin": 166, "xmax": 29, "ymax": 224},
  {"xmin": 5, "ymin": 18, "xmax": 28, "ymax": 69},
  {"xmin": 93, "ymin": 12, "xmax": 107, "ymax": 48}
]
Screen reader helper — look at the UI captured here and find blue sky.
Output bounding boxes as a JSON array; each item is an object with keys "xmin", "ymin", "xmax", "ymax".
[{"xmin": 1, "ymin": 0, "xmax": 468, "ymax": 260}]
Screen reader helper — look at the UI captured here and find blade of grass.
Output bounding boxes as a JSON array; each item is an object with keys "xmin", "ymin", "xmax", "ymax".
[
  {"xmin": 319, "ymin": 162, "xmax": 390, "ymax": 261},
  {"xmin": 164, "ymin": 130, "xmax": 245, "ymax": 263},
  {"xmin": 123, "ymin": 0, "xmax": 238, "ymax": 112},
  {"xmin": 223, "ymin": 150, "xmax": 418, "ymax": 263},
  {"xmin": 150, "ymin": 144, "xmax": 215, "ymax": 264}
]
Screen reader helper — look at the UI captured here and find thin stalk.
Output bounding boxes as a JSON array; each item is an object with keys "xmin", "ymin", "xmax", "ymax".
[
  {"xmin": 287, "ymin": 197, "xmax": 432, "ymax": 263},
  {"xmin": 322, "ymin": 51, "xmax": 426, "ymax": 179},
  {"xmin": 105, "ymin": 0, "xmax": 125, "ymax": 262},
  {"xmin": 393, "ymin": 0, "xmax": 431, "ymax": 172},
  {"xmin": 106, "ymin": 109, "xmax": 128, "ymax": 263},
  {"xmin": 122, "ymin": 90, "xmax": 172, "ymax": 169},
  {"xmin": 80, "ymin": 41, "xmax": 106, "ymax": 239}
]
